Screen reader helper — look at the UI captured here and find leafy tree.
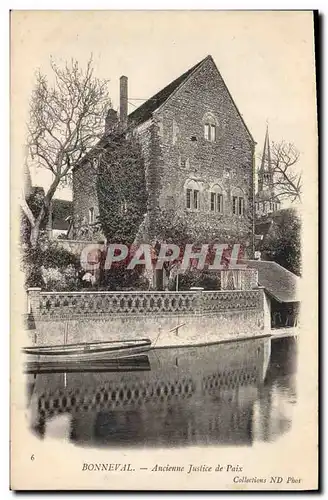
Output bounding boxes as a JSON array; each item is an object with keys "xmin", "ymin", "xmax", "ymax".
[
  {"xmin": 23, "ymin": 241, "xmax": 81, "ymax": 290},
  {"xmin": 260, "ymin": 208, "xmax": 301, "ymax": 276}
]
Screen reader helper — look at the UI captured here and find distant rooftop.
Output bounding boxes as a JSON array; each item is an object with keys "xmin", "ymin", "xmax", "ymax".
[{"xmin": 242, "ymin": 259, "xmax": 300, "ymax": 303}]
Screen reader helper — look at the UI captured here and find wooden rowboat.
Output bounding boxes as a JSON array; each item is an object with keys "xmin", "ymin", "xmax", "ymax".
[
  {"xmin": 24, "ymin": 354, "xmax": 151, "ymax": 374},
  {"xmin": 23, "ymin": 338, "xmax": 152, "ymax": 363}
]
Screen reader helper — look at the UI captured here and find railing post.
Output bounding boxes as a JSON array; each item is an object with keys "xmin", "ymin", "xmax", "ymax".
[
  {"xmin": 190, "ymin": 287, "xmax": 204, "ymax": 316},
  {"xmin": 27, "ymin": 287, "xmax": 41, "ymax": 318},
  {"xmin": 251, "ymin": 269, "xmax": 259, "ymax": 289}
]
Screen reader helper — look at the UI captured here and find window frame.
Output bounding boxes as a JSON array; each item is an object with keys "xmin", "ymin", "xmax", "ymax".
[
  {"xmin": 185, "ymin": 180, "xmax": 201, "ymax": 211},
  {"xmin": 210, "ymin": 189, "xmax": 224, "ymax": 214},
  {"xmin": 203, "ymin": 113, "xmax": 218, "ymax": 143},
  {"xmin": 88, "ymin": 207, "xmax": 95, "ymax": 224},
  {"xmin": 186, "ymin": 188, "xmax": 192, "ymax": 209},
  {"xmin": 193, "ymin": 189, "xmax": 200, "ymax": 210},
  {"xmin": 232, "ymin": 189, "xmax": 245, "ymax": 216},
  {"xmin": 217, "ymin": 193, "xmax": 223, "ymax": 213}
]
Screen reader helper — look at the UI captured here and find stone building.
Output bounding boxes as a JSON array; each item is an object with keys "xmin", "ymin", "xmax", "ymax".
[
  {"xmin": 72, "ymin": 55, "xmax": 256, "ymax": 253},
  {"xmin": 255, "ymin": 126, "xmax": 281, "ymax": 217}
]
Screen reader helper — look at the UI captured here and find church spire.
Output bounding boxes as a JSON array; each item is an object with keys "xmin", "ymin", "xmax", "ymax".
[
  {"xmin": 255, "ymin": 124, "xmax": 281, "ymax": 217},
  {"xmin": 258, "ymin": 124, "xmax": 273, "ymax": 194}
]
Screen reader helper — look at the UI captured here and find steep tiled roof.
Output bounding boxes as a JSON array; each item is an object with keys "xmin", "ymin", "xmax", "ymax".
[
  {"xmin": 128, "ymin": 56, "xmax": 210, "ymax": 127},
  {"xmin": 242, "ymin": 259, "xmax": 300, "ymax": 303},
  {"xmin": 75, "ymin": 54, "xmax": 254, "ymax": 173}
]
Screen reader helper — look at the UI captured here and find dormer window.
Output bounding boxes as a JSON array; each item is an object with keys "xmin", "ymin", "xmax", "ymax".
[{"xmin": 203, "ymin": 112, "xmax": 218, "ymax": 142}]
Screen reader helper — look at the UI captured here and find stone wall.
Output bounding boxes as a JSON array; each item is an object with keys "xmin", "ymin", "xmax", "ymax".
[
  {"xmin": 26, "ymin": 287, "xmax": 267, "ymax": 346},
  {"xmin": 72, "ymin": 161, "xmax": 100, "ymax": 238},
  {"xmin": 149, "ymin": 56, "xmax": 255, "ymax": 249},
  {"xmin": 71, "ymin": 57, "xmax": 255, "ymax": 252}
]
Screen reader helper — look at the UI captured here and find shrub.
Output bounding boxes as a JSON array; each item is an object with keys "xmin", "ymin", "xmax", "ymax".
[{"xmin": 22, "ymin": 241, "xmax": 81, "ymax": 291}]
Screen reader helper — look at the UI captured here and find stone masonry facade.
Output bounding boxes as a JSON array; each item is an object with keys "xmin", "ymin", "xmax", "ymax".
[{"xmin": 72, "ymin": 55, "xmax": 255, "ymax": 253}]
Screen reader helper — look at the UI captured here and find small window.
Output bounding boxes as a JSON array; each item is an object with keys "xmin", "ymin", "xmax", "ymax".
[
  {"xmin": 233, "ymin": 194, "xmax": 245, "ymax": 216},
  {"xmin": 204, "ymin": 124, "xmax": 216, "ymax": 142},
  {"xmin": 232, "ymin": 196, "xmax": 238, "ymax": 215},
  {"xmin": 193, "ymin": 190, "xmax": 199, "ymax": 210},
  {"xmin": 180, "ymin": 157, "xmax": 187, "ymax": 168},
  {"xmin": 203, "ymin": 113, "xmax": 218, "ymax": 142},
  {"xmin": 239, "ymin": 197, "xmax": 244, "ymax": 215},
  {"xmin": 88, "ymin": 207, "xmax": 95, "ymax": 224},
  {"xmin": 185, "ymin": 180, "xmax": 201, "ymax": 211},
  {"xmin": 210, "ymin": 192, "xmax": 216, "ymax": 212},
  {"xmin": 264, "ymin": 172, "xmax": 270, "ymax": 183},
  {"xmin": 217, "ymin": 193, "xmax": 223, "ymax": 213},
  {"xmin": 204, "ymin": 124, "xmax": 210, "ymax": 141},
  {"xmin": 210, "ymin": 124, "xmax": 216, "ymax": 141},
  {"xmin": 186, "ymin": 189, "xmax": 192, "ymax": 209},
  {"xmin": 210, "ymin": 191, "xmax": 223, "ymax": 213}
]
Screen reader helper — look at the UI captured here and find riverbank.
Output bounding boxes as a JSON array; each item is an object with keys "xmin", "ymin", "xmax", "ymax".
[{"xmin": 22, "ymin": 326, "xmax": 299, "ymax": 350}]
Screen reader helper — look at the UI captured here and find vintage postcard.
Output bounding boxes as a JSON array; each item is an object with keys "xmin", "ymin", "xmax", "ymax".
[{"xmin": 10, "ymin": 10, "xmax": 318, "ymax": 491}]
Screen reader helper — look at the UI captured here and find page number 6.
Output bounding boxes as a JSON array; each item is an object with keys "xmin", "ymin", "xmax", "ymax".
[{"xmin": 30, "ymin": 454, "xmax": 35, "ymax": 461}]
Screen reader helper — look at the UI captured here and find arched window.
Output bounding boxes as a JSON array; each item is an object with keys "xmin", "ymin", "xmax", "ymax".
[
  {"xmin": 203, "ymin": 112, "xmax": 218, "ymax": 142},
  {"xmin": 263, "ymin": 171, "xmax": 271, "ymax": 183},
  {"xmin": 232, "ymin": 187, "xmax": 245, "ymax": 216},
  {"xmin": 185, "ymin": 179, "xmax": 201, "ymax": 211},
  {"xmin": 209, "ymin": 184, "xmax": 224, "ymax": 214}
]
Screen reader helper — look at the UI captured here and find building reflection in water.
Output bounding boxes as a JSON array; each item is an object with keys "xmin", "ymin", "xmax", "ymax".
[{"xmin": 28, "ymin": 336, "xmax": 297, "ymax": 448}]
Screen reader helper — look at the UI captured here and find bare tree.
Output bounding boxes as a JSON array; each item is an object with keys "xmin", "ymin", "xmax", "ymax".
[
  {"xmin": 22, "ymin": 56, "xmax": 110, "ymax": 247},
  {"xmin": 270, "ymin": 141, "xmax": 302, "ymax": 203}
]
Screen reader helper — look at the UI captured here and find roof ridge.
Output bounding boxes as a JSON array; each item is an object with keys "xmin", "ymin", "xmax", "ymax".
[
  {"xmin": 128, "ymin": 55, "xmax": 211, "ymax": 127},
  {"xmin": 244, "ymin": 259, "xmax": 301, "ymax": 279}
]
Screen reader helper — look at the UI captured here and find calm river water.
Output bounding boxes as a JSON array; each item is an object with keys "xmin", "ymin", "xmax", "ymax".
[{"xmin": 27, "ymin": 336, "xmax": 297, "ymax": 448}]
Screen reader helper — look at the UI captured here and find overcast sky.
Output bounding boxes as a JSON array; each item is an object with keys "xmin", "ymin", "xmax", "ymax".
[{"xmin": 11, "ymin": 10, "xmax": 317, "ymax": 201}]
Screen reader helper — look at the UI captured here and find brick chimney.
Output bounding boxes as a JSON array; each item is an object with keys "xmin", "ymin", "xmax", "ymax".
[
  {"xmin": 119, "ymin": 75, "xmax": 128, "ymax": 129},
  {"xmin": 105, "ymin": 108, "xmax": 118, "ymax": 134}
]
